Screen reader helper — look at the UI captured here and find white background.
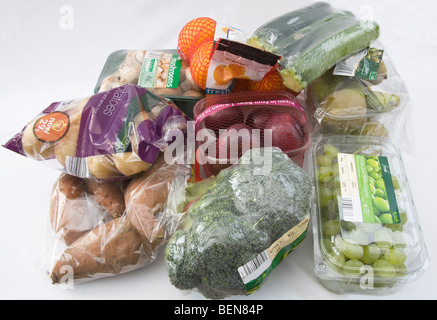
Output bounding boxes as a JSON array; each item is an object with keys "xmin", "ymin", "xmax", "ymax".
[{"xmin": 0, "ymin": 0, "xmax": 436, "ymax": 300}]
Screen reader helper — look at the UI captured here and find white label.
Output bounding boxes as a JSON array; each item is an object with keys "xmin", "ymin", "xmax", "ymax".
[
  {"xmin": 238, "ymin": 250, "xmax": 272, "ymax": 284},
  {"xmin": 338, "ymin": 153, "xmax": 363, "ymax": 222}
]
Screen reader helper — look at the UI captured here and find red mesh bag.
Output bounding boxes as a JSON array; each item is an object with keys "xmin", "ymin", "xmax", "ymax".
[{"xmin": 193, "ymin": 91, "xmax": 312, "ymax": 177}]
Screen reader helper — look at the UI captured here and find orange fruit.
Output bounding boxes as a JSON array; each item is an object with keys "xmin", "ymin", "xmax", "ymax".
[
  {"xmin": 247, "ymin": 68, "xmax": 298, "ymax": 95},
  {"xmin": 213, "ymin": 64, "xmax": 246, "ymax": 85},
  {"xmin": 190, "ymin": 40, "xmax": 215, "ymax": 90},
  {"xmin": 177, "ymin": 17, "xmax": 216, "ymax": 63}
]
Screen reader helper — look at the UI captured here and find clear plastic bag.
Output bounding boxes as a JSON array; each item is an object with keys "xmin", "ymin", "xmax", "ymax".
[
  {"xmin": 3, "ymin": 84, "xmax": 188, "ymax": 180},
  {"xmin": 44, "ymin": 154, "xmax": 191, "ymax": 285},
  {"xmin": 165, "ymin": 147, "xmax": 312, "ymax": 299}
]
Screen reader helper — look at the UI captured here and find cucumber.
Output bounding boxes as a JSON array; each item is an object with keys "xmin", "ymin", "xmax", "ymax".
[
  {"xmin": 247, "ymin": 2, "xmax": 334, "ymax": 52},
  {"xmin": 280, "ymin": 20, "xmax": 380, "ymax": 92},
  {"xmin": 248, "ymin": 3, "xmax": 380, "ymax": 93}
]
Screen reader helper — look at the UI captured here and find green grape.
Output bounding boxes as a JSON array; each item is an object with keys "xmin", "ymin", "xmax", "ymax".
[
  {"xmin": 362, "ymin": 244, "xmax": 381, "ymax": 264},
  {"xmin": 374, "ymin": 228, "xmax": 393, "ymax": 249},
  {"xmin": 321, "ymin": 200, "xmax": 339, "ymax": 220},
  {"xmin": 373, "ymin": 259, "xmax": 396, "ymax": 278},
  {"xmin": 386, "ymin": 223, "xmax": 403, "ymax": 232},
  {"xmin": 334, "ymin": 235, "xmax": 363, "ymax": 260},
  {"xmin": 396, "ymin": 264, "xmax": 408, "ymax": 277},
  {"xmin": 340, "ymin": 220, "xmax": 357, "ymax": 232},
  {"xmin": 321, "ymin": 236, "xmax": 335, "ymax": 254},
  {"xmin": 322, "ymin": 220, "xmax": 341, "ymax": 236},
  {"xmin": 326, "ymin": 251, "xmax": 346, "ymax": 273},
  {"xmin": 317, "ymin": 155, "xmax": 333, "ymax": 167},
  {"xmin": 399, "ymin": 211, "xmax": 408, "ymax": 226},
  {"xmin": 391, "ymin": 175, "xmax": 401, "ymax": 190},
  {"xmin": 317, "ymin": 166, "xmax": 334, "ymax": 183},
  {"xmin": 384, "ymin": 248, "xmax": 406, "ymax": 266},
  {"xmin": 366, "ymin": 165, "xmax": 373, "ymax": 173},
  {"xmin": 366, "ymin": 158, "xmax": 379, "ymax": 170},
  {"xmin": 319, "ymin": 186, "xmax": 334, "ymax": 207},
  {"xmin": 379, "ymin": 213, "xmax": 394, "ymax": 224},
  {"xmin": 375, "ymin": 179, "xmax": 386, "ymax": 193},
  {"xmin": 324, "ymin": 144, "xmax": 339, "ymax": 159},
  {"xmin": 369, "ymin": 184, "xmax": 376, "ymax": 195},
  {"xmin": 357, "ymin": 221, "xmax": 382, "ymax": 233},
  {"xmin": 373, "ymin": 197, "xmax": 390, "ymax": 213},
  {"xmin": 369, "ymin": 171, "xmax": 382, "ymax": 180},
  {"xmin": 374, "ymin": 188, "xmax": 386, "ymax": 198},
  {"xmin": 342, "ymin": 229, "xmax": 370, "ymax": 246},
  {"xmin": 368, "ymin": 176, "xmax": 375, "ymax": 185},
  {"xmin": 343, "ymin": 259, "xmax": 364, "ymax": 277}
]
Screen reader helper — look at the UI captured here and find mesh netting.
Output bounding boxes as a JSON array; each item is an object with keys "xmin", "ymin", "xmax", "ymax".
[{"xmin": 193, "ymin": 91, "xmax": 311, "ymax": 176}]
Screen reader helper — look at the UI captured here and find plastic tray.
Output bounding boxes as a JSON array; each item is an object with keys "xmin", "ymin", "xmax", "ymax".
[
  {"xmin": 193, "ymin": 91, "xmax": 312, "ymax": 177},
  {"xmin": 94, "ymin": 49, "xmax": 202, "ymax": 119},
  {"xmin": 305, "ymin": 46, "xmax": 411, "ymax": 142},
  {"xmin": 311, "ymin": 134, "xmax": 429, "ymax": 294}
]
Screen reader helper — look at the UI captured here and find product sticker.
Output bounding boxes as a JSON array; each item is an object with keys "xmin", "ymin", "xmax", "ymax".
[
  {"xmin": 238, "ymin": 216, "xmax": 309, "ymax": 293},
  {"xmin": 214, "ymin": 21, "xmax": 250, "ymax": 43},
  {"xmin": 205, "ymin": 38, "xmax": 280, "ymax": 95},
  {"xmin": 333, "ymin": 48, "xmax": 384, "ymax": 80},
  {"xmin": 337, "ymin": 153, "xmax": 400, "ymax": 224},
  {"xmin": 138, "ymin": 51, "xmax": 182, "ymax": 89}
]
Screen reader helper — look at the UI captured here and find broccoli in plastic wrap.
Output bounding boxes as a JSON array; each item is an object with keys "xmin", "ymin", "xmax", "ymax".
[{"xmin": 165, "ymin": 147, "xmax": 313, "ymax": 299}]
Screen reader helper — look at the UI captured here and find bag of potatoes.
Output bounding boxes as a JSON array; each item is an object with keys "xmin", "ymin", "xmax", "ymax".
[
  {"xmin": 3, "ymin": 84, "xmax": 188, "ymax": 180},
  {"xmin": 44, "ymin": 153, "xmax": 191, "ymax": 285}
]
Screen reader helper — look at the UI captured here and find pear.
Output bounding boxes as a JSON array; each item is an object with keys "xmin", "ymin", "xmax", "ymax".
[
  {"xmin": 312, "ymin": 67, "xmax": 344, "ymax": 103},
  {"xmin": 322, "ymin": 80, "xmax": 367, "ymax": 118}
]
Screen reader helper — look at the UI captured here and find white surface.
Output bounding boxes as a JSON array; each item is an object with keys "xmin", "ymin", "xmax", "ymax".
[{"xmin": 0, "ymin": 0, "xmax": 436, "ymax": 300}]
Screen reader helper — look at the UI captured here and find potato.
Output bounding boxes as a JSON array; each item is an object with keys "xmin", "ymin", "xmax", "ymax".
[
  {"xmin": 112, "ymin": 152, "xmax": 152, "ymax": 177},
  {"xmin": 86, "ymin": 154, "xmax": 122, "ymax": 180},
  {"xmin": 50, "ymin": 174, "xmax": 89, "ymax": 246},
  {"xmin": 50, "ymin": 217, "xmax": 146, "ymax": 284},
  {"xmin": 124, "ymin": 155, "xmax": 174, "ymax": 243},
  {"xmin": 85, "ymin": 179, "xmax": 126, "ymax": 219}
]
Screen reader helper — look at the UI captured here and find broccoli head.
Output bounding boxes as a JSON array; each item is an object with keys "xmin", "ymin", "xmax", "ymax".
[{"xmin": 165, "ymin": 147, "xmax": 312, "ymax": 299}]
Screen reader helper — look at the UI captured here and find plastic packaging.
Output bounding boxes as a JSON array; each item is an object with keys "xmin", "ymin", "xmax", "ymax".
[
  {"xmin": 165, "ymin": 147, "xmax": 312, "ymax": 299},
  {"xmin": 3, "ymin": 84, "xmax": 188, "ymax": 180},
  {"xmin": 94, "ymin": 49, "xmax": 204, "ymax": 118},
  {"xmin": 192, "ymin": 91, "xmax": 312, "ymax": 178},
  {"xmin": 247, "ymin": 2, "xmax": 380, "ymax": 93},
  {"xmin": 311, "ymin": 134, "xmax": 429, "ymax": 294},
  {"xmin": 305, "ymin": 44, "xmax": 412, "ymax": 151},
  {"xmin": 45, "ymin": 154, "xmax": 191, "ymax": 285}
]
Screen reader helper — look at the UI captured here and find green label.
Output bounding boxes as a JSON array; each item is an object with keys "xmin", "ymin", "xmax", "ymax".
[
  {"xmin": 355, "ymin": 48, "xmax": 384, "ymax": 80},
  {"xmin": 338, "ymin": 153, "xmax": 400, "ymax": 224},
  {"xmin": 355, "ymin": 155, "xmax": 376, "ymax": 223},
  {"xmin": 138, "ymin": 52, "xmax": 182, "ymax": 89},
  {"xmin": 238, "ymin": 216, "xmax": 309, "ymax": 294}
]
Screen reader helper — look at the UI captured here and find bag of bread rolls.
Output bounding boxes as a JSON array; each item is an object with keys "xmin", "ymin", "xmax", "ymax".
[
  {"xmin": 44, "ymin": 153, "xmax": 190, "ymax": 285},
  {"xmin": 3, "ymin": 84, "xmax": 188, "ymax": 180}
]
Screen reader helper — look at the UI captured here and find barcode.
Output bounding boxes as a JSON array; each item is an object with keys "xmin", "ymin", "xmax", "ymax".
[
  {"xmin": 333, "ymin": 63, "xmax": 356, "ymax": 77},
  {"xmin": 65, "ymin": 156, "xmax": 89, "ymax": 178},
  {"xmin": 341, "ymin": 196, "xmax": 355, "ymax": 218},
  {"xmin": 238, "ymin": 250, "xmax": 271, "ymax": 284}
]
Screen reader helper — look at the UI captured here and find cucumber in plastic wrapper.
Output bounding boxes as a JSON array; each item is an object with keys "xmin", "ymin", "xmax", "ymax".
[{"xmin": 247, "ymin": 2, "xmax": 380, "ymax": 92}]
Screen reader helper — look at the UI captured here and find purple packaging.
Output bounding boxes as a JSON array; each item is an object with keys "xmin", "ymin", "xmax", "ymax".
[{"xmin": 3, "ymin": 84, "xmax": 188, "ymax": 180}]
